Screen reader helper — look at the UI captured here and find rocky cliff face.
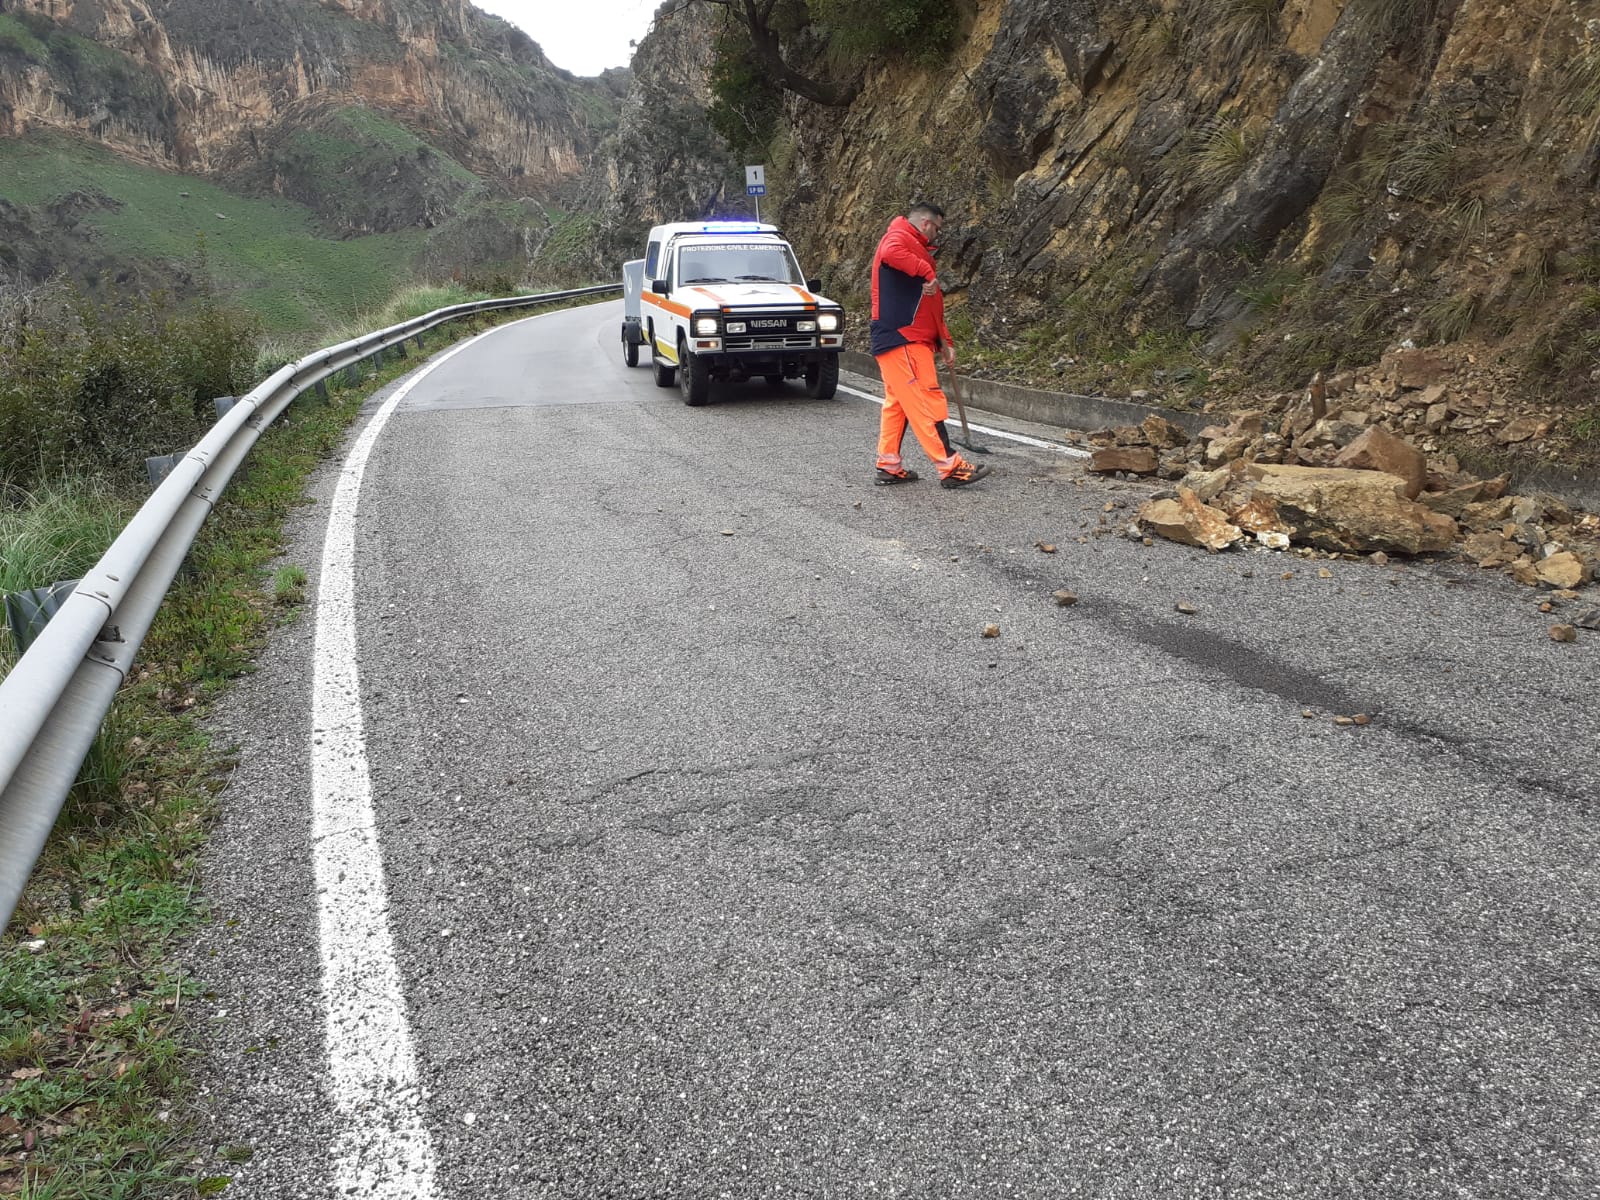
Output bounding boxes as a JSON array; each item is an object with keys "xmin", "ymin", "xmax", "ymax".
[
  {"xmin": 0, "ymin": 0, "xmax": 622, "ymax": 217},
  {"xmin": 618, "ymin": 0, "xmax": 1599, "ymax": 448},
  {"xmin": 594, "ymin": 2, "xmax": 741, "ymax": 265}
]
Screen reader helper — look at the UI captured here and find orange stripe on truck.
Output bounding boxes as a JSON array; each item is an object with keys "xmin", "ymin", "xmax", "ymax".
[{"xmin": 643, "ymin": 293, "xmax": 693, "ymax": 319}]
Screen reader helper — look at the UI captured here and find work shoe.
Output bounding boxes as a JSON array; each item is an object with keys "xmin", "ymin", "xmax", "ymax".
[
  {"xmin": 940, "ymin": 461, "xmax": 991, "ymax": 489},
  {"xmin": 874, "ymin": 466, "xmax": 920, "ymax": 486}
]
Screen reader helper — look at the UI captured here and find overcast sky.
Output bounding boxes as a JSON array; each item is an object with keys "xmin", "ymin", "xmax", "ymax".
[{"xmin": 472, "ymin": 0, "xmax": 663, "ymax": 76}]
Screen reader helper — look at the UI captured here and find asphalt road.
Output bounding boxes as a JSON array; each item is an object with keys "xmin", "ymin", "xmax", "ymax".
[{"xmin": 192, "ymin": 299, "xmax": 1600, "ymax": 1199}]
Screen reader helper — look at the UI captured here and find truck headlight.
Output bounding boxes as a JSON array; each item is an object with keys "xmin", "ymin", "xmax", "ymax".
[
  {"xmin": 797, "ymin": 321, "xmax": 817, "ymax": 333},
  {"xmin": 725, "ymin": 322, "xmax": 747, "ymax": 334},
  {"xmin": 818, "ymin": 312, "xmax": 841, "ymax": 332},
  {"xmin": 694, "ymin": 317, "xmax": 719, "ymax": 336}
]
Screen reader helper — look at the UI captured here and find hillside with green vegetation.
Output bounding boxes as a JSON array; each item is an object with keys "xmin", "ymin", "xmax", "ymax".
[{"xmin": 0, "ymin": 135, "xmax": 429, "ymax": 335}]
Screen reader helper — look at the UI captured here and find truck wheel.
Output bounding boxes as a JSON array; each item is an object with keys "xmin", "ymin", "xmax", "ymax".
[
  {"xmin": 622, "ymin": 329, "xmax": 639, "ymax": 367},
  {"xmin": 651, "ymin": 325, "xmax": 676, "ymax": 387},
  {"xmin": 804, "ymin": 355, "xmax": 839, "ymax": 400},
  {"xmin": 679, "ymin": 336, "xmax": 710, "ymax": 406}
]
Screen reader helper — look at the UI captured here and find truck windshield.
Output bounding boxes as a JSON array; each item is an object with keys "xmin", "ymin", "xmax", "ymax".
[{"xmin": 677, "ymin": 243, "xmax": 803, "ymax": 285}]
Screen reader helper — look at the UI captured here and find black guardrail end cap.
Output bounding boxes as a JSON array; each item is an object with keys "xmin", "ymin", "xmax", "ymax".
[
  {"xmin": 3, "ymin": 579, "xmax": 79, "ymax": 655},
  {"xmin": 145, "ymin": 452, "xmax": 183, "ymax": 487}
]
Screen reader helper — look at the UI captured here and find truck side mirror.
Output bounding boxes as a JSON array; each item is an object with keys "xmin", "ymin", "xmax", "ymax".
[
  {"xmin": 651, "ymin": 279, "xmax": 671, "ymax": 295},
  {"xmin": 807, "ymin": 278, "xmax": 821, "ymax": 293}
]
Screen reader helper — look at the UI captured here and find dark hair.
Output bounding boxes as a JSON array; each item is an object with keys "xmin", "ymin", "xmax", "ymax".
[{"xmin": 908, "ymin": 201, "xmax": 945, "ymax": 219}]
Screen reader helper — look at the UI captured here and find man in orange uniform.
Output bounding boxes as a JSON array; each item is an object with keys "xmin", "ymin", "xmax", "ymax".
[{"xmin": 870, "ymin": 201, "xmax": 990, "ymax": 489}]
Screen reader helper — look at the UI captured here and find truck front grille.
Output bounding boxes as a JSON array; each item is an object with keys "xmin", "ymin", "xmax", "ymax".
[{"xmin": 722, "ymin": 334, "xmax": 818, "ymax": 351}]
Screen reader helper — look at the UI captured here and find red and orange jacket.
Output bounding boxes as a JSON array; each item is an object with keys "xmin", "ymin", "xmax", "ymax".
[{"xmin": 869, "ymin": 215, "xmax": 953, "ymax": 357}]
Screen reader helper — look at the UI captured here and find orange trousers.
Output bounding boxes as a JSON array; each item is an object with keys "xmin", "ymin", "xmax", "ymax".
[{"xmin": 875, "ymin": 342, "xmax": 961, "ymax": 478}]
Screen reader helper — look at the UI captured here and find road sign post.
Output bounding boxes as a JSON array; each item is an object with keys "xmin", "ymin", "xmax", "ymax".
[{"xmin": 745, "ymin": 164, "xmax": 766, "ymax": 221}]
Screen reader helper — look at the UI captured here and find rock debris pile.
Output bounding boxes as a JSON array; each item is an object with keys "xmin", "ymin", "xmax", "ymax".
[{"xmin": 1078, "ymin": 349, "xmax": 1600, "ymax": 607}]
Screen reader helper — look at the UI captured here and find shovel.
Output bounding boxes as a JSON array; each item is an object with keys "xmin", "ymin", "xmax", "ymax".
[{"xmin": 948, "ymin": 372, "xmax": 990, "ymax": 455}]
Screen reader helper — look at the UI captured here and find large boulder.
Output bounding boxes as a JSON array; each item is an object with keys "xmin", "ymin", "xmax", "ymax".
[
  {"xmin": 1245, "ymin": 465, "xmax": 1459, "ymax": 555},
  {"xmin": 1331, "ymin": 425, "xmax": 1428, "ymax": 499}
]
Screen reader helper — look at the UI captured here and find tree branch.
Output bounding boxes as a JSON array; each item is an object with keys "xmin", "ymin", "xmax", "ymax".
[{"xmin": 666, "ymin": 0, "xmax": 860, "ymax": 107}]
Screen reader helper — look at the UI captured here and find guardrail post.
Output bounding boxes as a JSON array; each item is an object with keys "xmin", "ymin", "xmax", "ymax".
[
  {"xmin": 213, "ymin": 396, "xmax": 237, "ymax": 418},
  {"xmin": 145, "ymin": 453, "xmax": 183, "ymax": 487},
  {"xmin": 2, "ymin": 581, "xmax": 79, "ymax": 656},
  {"xmin": 313, "ymin": 380, "xmax": 329, "ymax": 402},
  {"xmin": 344, "ymin": 362, "xmax": 363, "ymax": 386}
]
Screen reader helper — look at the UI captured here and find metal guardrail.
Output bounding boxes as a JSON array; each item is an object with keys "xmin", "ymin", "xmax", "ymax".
[{"xmin": 0, "ymin": 284, "xmax": 620, "ymax": 927}]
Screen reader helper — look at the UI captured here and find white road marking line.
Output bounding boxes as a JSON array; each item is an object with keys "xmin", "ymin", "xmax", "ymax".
[
  {"xmin": 836, "ymin": 380, "xmax": 1092, "ymax": 457},
  {"xmin": 311, "ymin": 320, "xmax": 527, "ymax": 1197}
]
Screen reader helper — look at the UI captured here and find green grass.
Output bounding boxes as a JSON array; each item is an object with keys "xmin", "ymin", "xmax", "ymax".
[
  {"xmin": 1204, "ymin": 0, "xmax": 1283, "ymax": 62},
  {"xmin": 270, "ymin": 565, "xmax": 307, "ymax": 608},
  {"xmin": 1383, "ymin": 124, "xmax": 1462, "ymax": 203},
  {"xmin": 318, "ymin": 282, "xmax": 492, "ymax": 350},
  {"xmin": 283, "ymin": 109, "xmax": 475, "ymax": 187},
  {"xmin": 0, "ymin": 479, "xmax": 136, "ymax": 617},
  {"xmin": 1422, "ymin": 291, "xmax": 1479, "ymax": 343},
  {"xmin": 0, "ymin": 135, "xmax": 428, "ymax": 335},
  {"xmin": 0, "ymin": 14, "xmax": 49, "ymax": 61},
  {"xmin": 1173, "ymin": 113, "xmax": 1262, "ymax": 198}
]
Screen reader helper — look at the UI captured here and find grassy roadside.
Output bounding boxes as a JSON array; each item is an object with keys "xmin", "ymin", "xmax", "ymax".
[{"xmin": 0, "ymin": 295, "xmax": 597, "ymax": 1198}]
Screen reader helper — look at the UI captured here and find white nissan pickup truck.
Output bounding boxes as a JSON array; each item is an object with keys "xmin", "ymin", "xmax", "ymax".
[{"xmin": 620, "ymin": 221, "xmax": 845, "ymax": 405}]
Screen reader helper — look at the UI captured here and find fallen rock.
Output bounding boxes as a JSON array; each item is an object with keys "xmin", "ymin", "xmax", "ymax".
[
  {"xmin": 1386, "ymin": 348, "xmax": 1453, "ymax": 390},
  {"xmin": 1461, "ymin": 496, "xmax": 1518, "ymax": 531},
  {"xmin": 1497, "ymin": 416, "xmax": 1551, "ymax": 445},
  {"xmin": 1179, "ymin": 466, "xmax": 1234, "ymax": 504},
  {"xmin": 1537, "ymin": 495, "xmax": 1574, "ymax": 526},
  {"xmin": 1141, "ymin": 414, "xmax": 1189, "ymax": 448},
  {"xmin": 1228, "ymin": 495, "xmax": 1287, "ymax": 536},
  {"xmin": 1204, "ymin": 435, "xmax": 1252, "ymax": 466},
  {"xmin": 1052, "ymin": 590, "xmax": 1079, "ymax": 607},
  {"xmin": 1511, "ymin": 557, "xmax": 1542, "ymax": 586},
  {"xmin": 1420, "ymin": 481, "xmax": 1492, "ymax": 519},
  {"xmin": 1175, "ymin": 601, "xmax": 1198, "ymax": 615},
  {"xmin": 1296, "ymin": 417, "xmax": 1369, "ymax": 453},
  {"xmin": 982, "ymin": 624, "xmax": 1001, "ymax": 638},
  {"xmin": 1549, "ymin": 624, "xmax": 1578, "ymax": 643},
  {"xmin": 1535, "ymin": 552, "xmax": 1590, "ymax": 590},
  {"xmin": 1245, "ymin": 464, "xmax": 1459, "ymax": 555},
  {"xmin": 1510, "ymin": 496, "xmax": 1547, "ymax": 525},
  {"xmin": 1228, "ymin": 410, "xmax": 1268, "ymax": 438},
  {"xmin": 1574, "ymin": 607, "xmax": 1600, "ymax": 630},
  {"xmin": 1138, "ymin": 487, "xmax": 1244, "ymax": 553},
  {"xmin": 1089, "ymin": 446, "xmax": 1158, "ymax": 475},
  {"xmin": 1332, "ymin": 426, "xmax": 1428, "ymax": 499},
  {"xmin": 1463, "ymin": 531, "xmax": 1520, "ymax": 569}
]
